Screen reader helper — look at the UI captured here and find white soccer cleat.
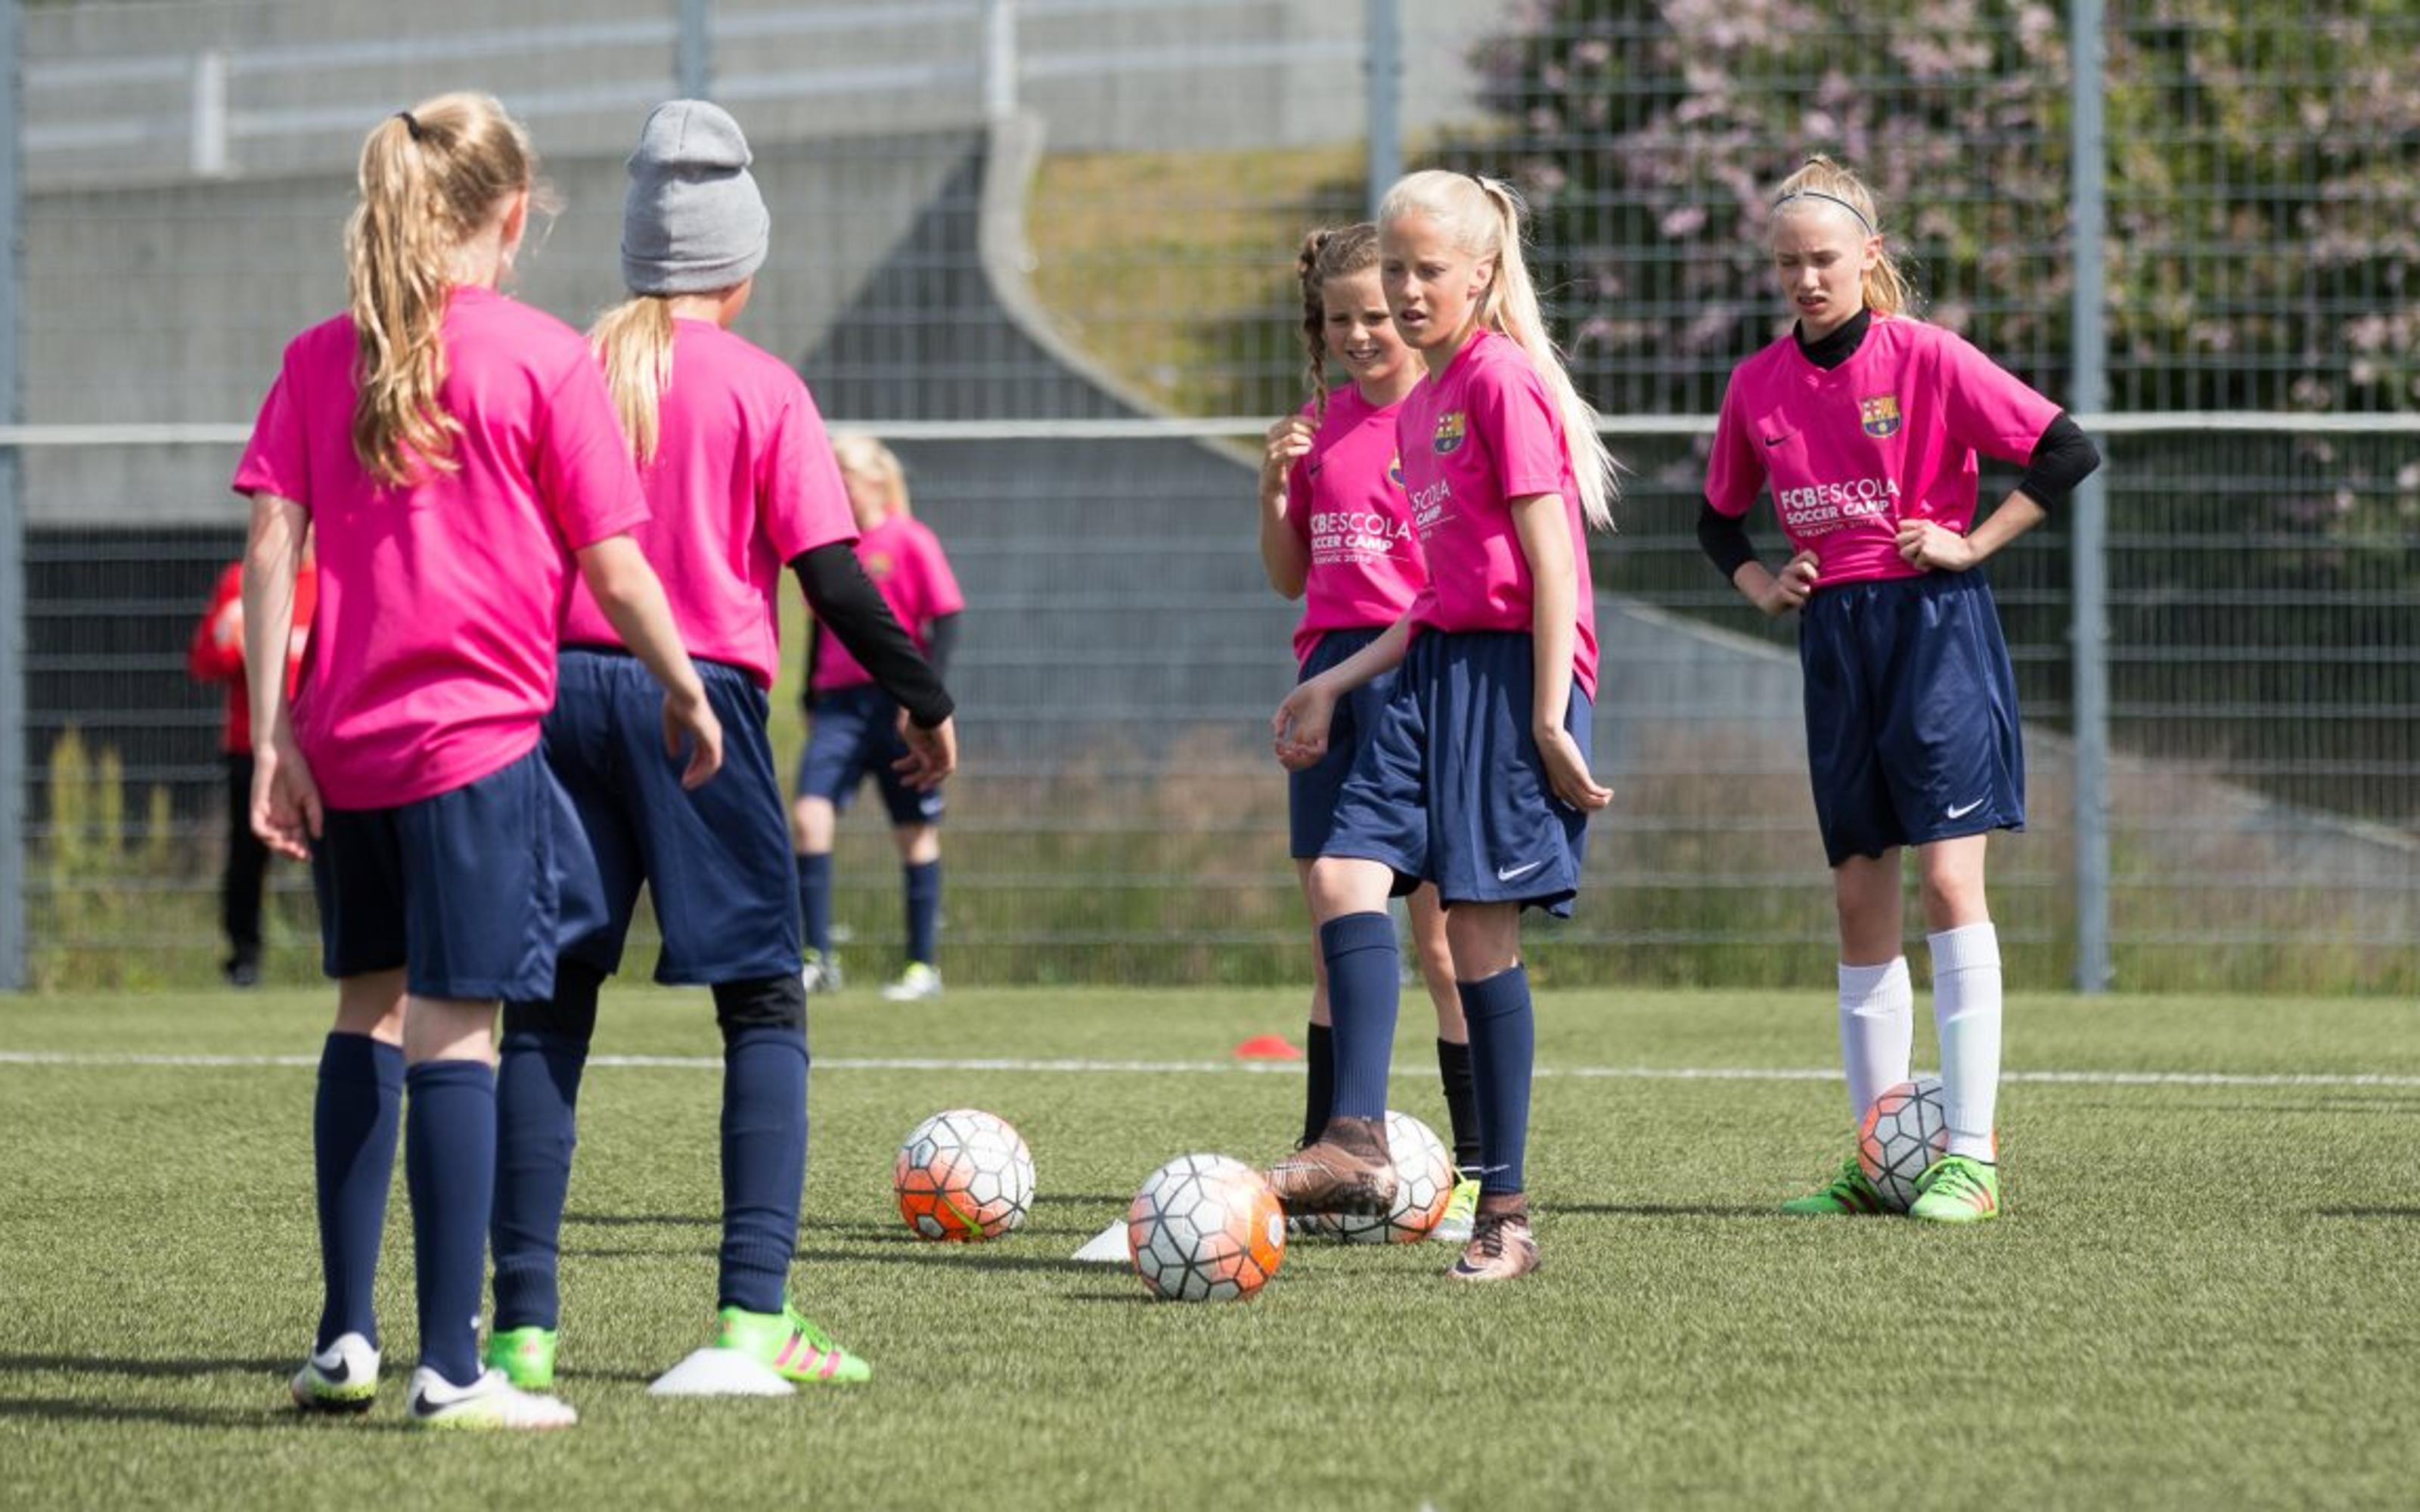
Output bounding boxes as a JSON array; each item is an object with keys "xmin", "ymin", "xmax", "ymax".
[
  {"xmin": 405, "ymin": 1366, "xmax": 578, "ymax": 1431},
  {"xmin": 289, "ymin": 1331, "xmax": 379, "ymax": 1414},
  {"xmin": 801, "ymin": 950, "xmax": 844, "ymax": 994},
  {"xmin": 881, "ymin": 962, "xmax": 942, "ymax": 1002}
]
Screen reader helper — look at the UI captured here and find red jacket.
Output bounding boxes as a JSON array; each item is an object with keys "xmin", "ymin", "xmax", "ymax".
[{"xmin": 187, "ymin": 560, "xmax": 315, "ymax": 754}]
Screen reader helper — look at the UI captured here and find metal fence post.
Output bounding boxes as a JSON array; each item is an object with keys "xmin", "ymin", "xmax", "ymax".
[
  {"xmin": 676, "ymin": 0, "xmax": 712, "ymax": 100},
  {"xmin": 0, "ymin": 0, "xmax": 23, "ymax": 992},
  {"xmin": 1364, "ymin": 0, "xmax": 1400, "ymax": 218},
  {"xmin": 191, "ymin": 49, "xmax": 228, "ymax": 177},
  {"xmin": 2069, "ymin": 0, "xmax": 2112, "ymax": 993},
  {"xmin": 982, "ymin": 0, "xmax": 1018, "ymax": 123}
]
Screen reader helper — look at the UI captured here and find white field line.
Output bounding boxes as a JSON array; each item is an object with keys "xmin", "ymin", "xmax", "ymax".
[{"xmin": 0, "ymin": 1050, "xmax": 2415, "ymax": 1089}]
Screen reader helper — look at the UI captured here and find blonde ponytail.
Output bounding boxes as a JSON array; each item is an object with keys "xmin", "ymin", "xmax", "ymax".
[
  {"xmin": 1772, "ymin": 155, "xmax": 1913, "ymax": 318},
  {"xmin": 1377, "ymin": 169, "xmax": 1616, "ymax": 531},
  {"xmin": 343, "ymin": 92, "xmax": 543, "ymax": 485},
  {"xmin": 588, "ymin": 296, "xmax": 678, "ymax": 464}
]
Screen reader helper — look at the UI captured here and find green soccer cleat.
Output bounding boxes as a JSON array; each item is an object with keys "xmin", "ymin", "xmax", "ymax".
[
  {"xmin": 1909, "ymin": 1154, "xmax": 2001, "ymax": 1224},
  {"xmin": 714, "ymin": 1305, "xmax": 871, "ymax": 1386},
  {"xmin": 880, "ymin": 962, "xmax": 943, "ymax": 1002},
  {"xmin": 484, "ymin": 1326, "xmax": 557, "ymax": 1390},
  {"xmin": 1431, "ymin": 1170, "xmax": 1483, "ymax": 1245},
  {"xmin": 1781, "ymin": 1154, "xmax": 1891, "ymax": 1216}
]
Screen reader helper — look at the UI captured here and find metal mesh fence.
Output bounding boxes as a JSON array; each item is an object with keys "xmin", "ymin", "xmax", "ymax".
[{"xmin": 7, "ymin": 0, "xmax": 2417, "ymax": 993}]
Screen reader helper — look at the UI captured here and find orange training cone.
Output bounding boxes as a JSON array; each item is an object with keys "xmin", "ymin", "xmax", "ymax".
[{"xmin": 1232, "ymin": 1034, "xmax": 1302, "ymax": 1061}]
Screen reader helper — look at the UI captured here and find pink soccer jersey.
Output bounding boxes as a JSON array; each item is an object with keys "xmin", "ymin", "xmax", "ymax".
[
  {"xmin": 1283, "ymin": 384, "xmax": 1426, "ymax": 665},
  {"xmin": 1704, "ymin": 314, "xmax": 2062, "ymax": 584},
  {"xmin": 1394, "ymin": 329, "xmax": 1598, "ymax": 699},
  {"xmin": 232, "ymin": 287, "xmax": 650, "ymax": 810},
  {"xmin": 811, "ymin": 513, "xmax": 965, "ymax": 695},
  {"xmin": 561, "ymin": 320, "xmax": 856, "ymax": 689}
]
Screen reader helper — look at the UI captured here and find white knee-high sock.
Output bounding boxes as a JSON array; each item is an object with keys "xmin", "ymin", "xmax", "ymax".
[
  {"xmin": 1930, "ymin": 922, "xmax": 2003, "ymax": 1161},
  {"xmin": 1837, "ymin": 957, "xmax": 1914, "ymax": 1129}
]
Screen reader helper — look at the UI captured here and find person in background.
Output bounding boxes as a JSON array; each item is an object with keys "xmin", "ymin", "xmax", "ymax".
[{"xmin": 187, "ymin": 546, "xmax": 316, "ymax": 986}]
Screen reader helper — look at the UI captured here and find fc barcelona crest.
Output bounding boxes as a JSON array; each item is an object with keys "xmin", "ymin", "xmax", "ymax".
[
  {"xmin": 1387, "ymin": 453, "xmax": 1406, "ymax": 489},
  {"xmin": 864, "ymin": 550, "xmax": 895, "ymax": 580},
  {"xmin": 1432, "ymin": 411, "xmax": 1467, "ymax": 455},
  {"xmin": 1859, "ymin": 395, "xmax": 1902, "ymax": 438}
]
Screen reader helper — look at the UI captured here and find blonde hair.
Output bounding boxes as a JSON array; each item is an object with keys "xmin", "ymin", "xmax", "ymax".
[
  {"xmin": 345, "ymin": 93, "xmax": 544, "ymax": 485},
  {"xmin": 1771, "ymin": 155, "xmax": 1914, "ymax": 318},
  {"xmin": 589, "ymin": 296, "xmax": 678, "ymax": 465},
  {"xmin": 1376, "ymin": 170, "xmax": 1615, "ymax": 531},
  {"xmin": 1294, "ymin": 222, "xmax": 1380, "ymax": 416},
  {"xmin": 830, "ymin": 433, "xmax": 911, "ymax": 520}
]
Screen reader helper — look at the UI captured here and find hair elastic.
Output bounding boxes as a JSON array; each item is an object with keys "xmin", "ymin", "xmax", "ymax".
[
  {"xmin": 395, "ymin": 110, "xmax": 427, "ymax": 143},
  {"xmin": 1772, "ymin": 188, "xmax": 1873, "ymax": 234}
]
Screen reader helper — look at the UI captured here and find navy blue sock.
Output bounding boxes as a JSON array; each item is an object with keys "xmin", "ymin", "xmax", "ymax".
[
  {"xmin": 1302, "ymin": 1022, "xmax": 1336, "ymax": 1148},
  {"xmin": 903, "ymin": 860, "xmax": 942, "ymax": 967},
  {"xmin": 796, "ymin": 852, "xmax": 833, "ymax": 956},
  {"xmin": 1458, "ymin": 967, "xmax": 1536, "ymax": 1197},
  {"xmin": 1319, "ymin": 912, "xmax": 1401, "ymax": 1121},
  {"xmin": 1436, "ymin": 1036, "xmax": 1482, "ymax": 1171},
  {"xmin": 489, "ymin": 1028, "xmax": 589, "ymax": 1332},
  {"xmin": 403, "ymin": 1059, "xmax": 497, "ymax": 1389},
  {"xmin": 718, "ymin": 1024, "xmax": 808, "ymax": 1315},
  {"xmin": 312, "ymin": 1033, "xmax": 402, "ymax": 1352}
]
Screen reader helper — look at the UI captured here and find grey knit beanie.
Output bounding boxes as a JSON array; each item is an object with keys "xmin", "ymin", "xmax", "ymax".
[{"xmin": 621, "ymin": 100, "xmax": 769, "ymax": 295}]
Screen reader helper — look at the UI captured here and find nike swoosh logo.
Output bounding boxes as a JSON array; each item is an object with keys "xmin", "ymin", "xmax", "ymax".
[
  {"xmin": 318, "ymin": 1356, "xmax": 351, "ymax": 1384},
  {"xmin": 1495, "ymin": 860, "xmax": 1547, "ymax": 881},
  {"xmin": 1761, "ymin": 433, "xmax": 1792, "ymax": 447},
  {"xmin": 408, "ymin": 1390, "xmax": 436, "ymax": 1418},
  {"xmin": 1946, "ymin": 798, "xmax": 1987, "ymax": 820}
]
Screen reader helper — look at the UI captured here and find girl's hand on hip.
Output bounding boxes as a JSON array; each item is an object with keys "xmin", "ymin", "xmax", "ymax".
[
  {"xmin": 1761, "ymin": 550, "xmax": 1820, "ymax": 615},
  {"xmin": 1895, "ymin": 519, "xmax": 1976, "ymax": 572}
]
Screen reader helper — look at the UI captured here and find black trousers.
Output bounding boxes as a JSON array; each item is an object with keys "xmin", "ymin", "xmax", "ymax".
[{"xmin": 222, "ymin": 753, "xmax": 267, "ymax": 964}]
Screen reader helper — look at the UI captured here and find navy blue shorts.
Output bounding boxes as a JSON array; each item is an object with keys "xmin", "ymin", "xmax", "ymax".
[
  {"xmin": 1321, "ymin": 630, "xmax": 1596, "ymax": 917},
  {"xmin": 311, "ymin": 745, "xmax": 603, "ymax": 1001},
  {"xmin": 1798, "ymin": 571, "xmax": 2026, "ymax": 868},
  {"xmin": 549, "ymin": 648, "xmax": 801, "ymax": 984},
  {"xmin": 798, "ymin": 683, "xmax": 944, "ymax": 829},
  {"xmin": 1288, "ymin": 627, "xmax": 1401, "ymax": 860}
]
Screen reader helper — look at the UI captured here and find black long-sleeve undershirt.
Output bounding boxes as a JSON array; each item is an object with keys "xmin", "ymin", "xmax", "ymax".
[{"xmin": 790, "ymin": 543, "xmax": 954, "ymax": 729}]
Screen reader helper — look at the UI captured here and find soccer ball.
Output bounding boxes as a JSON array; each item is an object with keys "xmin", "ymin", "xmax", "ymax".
[
  {"xmin": 1126, "ymin": 1154, "xmax": 1286, "ymax": 1302},
  {"xmin": 893, "ymin": 1109, "xmax": 1034, "ymax": 1241},
  {"xmin": 1857, "ymin": 1077, "xmax": 1947, "ymax": 1212},
  {"xmin": 1326, "ymin": 1110, "xmax": 1456, "ymax": 1244}
]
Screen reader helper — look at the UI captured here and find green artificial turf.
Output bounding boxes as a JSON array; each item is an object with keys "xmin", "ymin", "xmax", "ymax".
[{"xmin": 3, "ymin": 986, "xmax": 2416, "ymax": 1509}]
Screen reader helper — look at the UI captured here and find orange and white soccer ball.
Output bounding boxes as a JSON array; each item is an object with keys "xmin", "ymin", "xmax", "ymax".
[
  {"xmin": 1857, "ymin": 1077, "xmax": 1947, "ymax": 1213},
  {"xmin": 1327, "ymin": 1110, "xmax": 1457, "ymax": 1245},
  {"xmin": 1126, "ymin": 1154, "xmax": 1286, "ymax": 1302},
  {"xmin": 894, "ymin": 1109, "xmax": 1034, "ymax": 1241}
]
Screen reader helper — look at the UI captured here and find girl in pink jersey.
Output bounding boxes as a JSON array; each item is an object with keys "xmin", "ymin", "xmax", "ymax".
[
  {"xmin": 1270, "ymin": 171, "xmax": 1617, "ymax": 1282},
  {"xmin": 237, "ymin": 93, "xmax": 721, "ymax": 1430},
  {"xmin": 792, "ymin": 435, "xmax": 966, "ymax": 1002},
  {"xmin": 1699, "ymin": 156, "xmax": 2099, "ymax": 1224},
  {"xmin": 1258, "ymin": 222, "xmax": 1483, "ymax": 1242},
  {"xmin": 485, "ymin": 101, "xmax": 956, "ymax": 1396}
]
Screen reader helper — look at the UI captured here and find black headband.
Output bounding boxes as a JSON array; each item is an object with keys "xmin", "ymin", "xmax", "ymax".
[
  {"xmin": 395, "ymin": 110, "xmax": 427, "ymax": 143},
  {"xmin": 1772, "ymin": 188, "xmax": 1874, "ymax": 234}
]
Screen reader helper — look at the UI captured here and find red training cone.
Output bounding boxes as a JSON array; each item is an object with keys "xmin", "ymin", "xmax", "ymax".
[{"xmin": 1232, "ymin": 1034, "xmax": 1302, "ymax": 1061}]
